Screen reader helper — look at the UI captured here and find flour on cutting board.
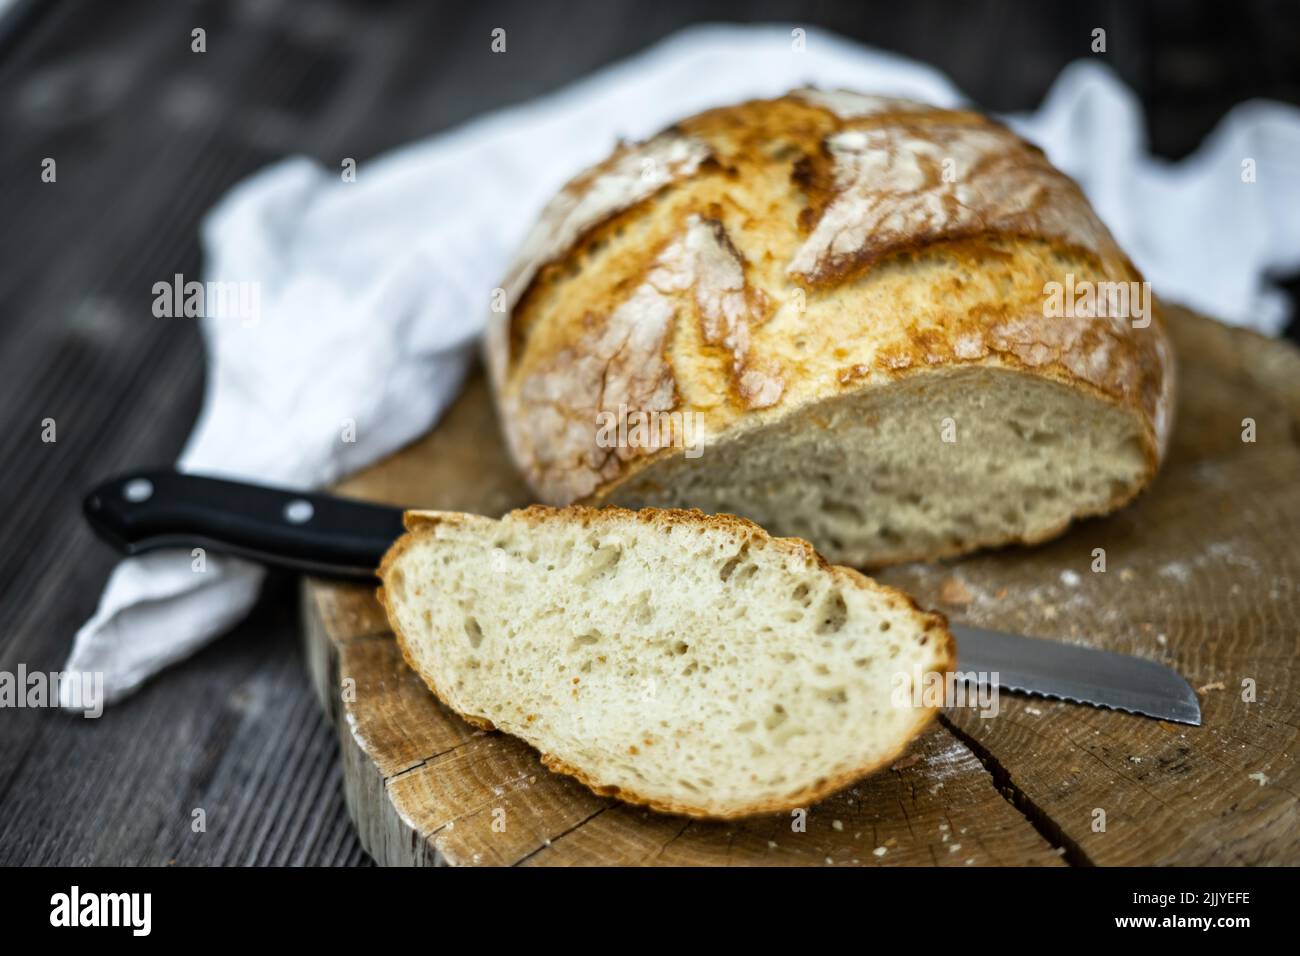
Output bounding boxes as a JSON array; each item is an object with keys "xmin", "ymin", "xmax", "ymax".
[
  {"xmin": 1157, "ymin": 562, "xmax": 1191, "ymax": 582},
  {"xmin": 902, "ymin": 563, "xmax": 1114, "ymax": 629},
  {"xmin": 924, "ymin": 739, "xmax": 977, "ymax": 782},
  {"xmin": 902, "ymin": 530, "xmax": 1270, "ymax": 619},
  {"xmin": 1159, "ymin": 539, "xmax": 1265, "ymax": 580}
]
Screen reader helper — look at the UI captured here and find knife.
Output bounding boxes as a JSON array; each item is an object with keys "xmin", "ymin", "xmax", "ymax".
[{"xmin": 82, "ymin": 468, "xmax": 1202, "ymax": 725}]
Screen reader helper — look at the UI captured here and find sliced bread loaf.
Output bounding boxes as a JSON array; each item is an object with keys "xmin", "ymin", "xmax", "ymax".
[
  {"xmin": 487, "ymin": 90, "xmax": 1174, "ymax": 567},
  {"xmin": 378, "ymin": 505, "xmax": 954, "ymax": 819}
]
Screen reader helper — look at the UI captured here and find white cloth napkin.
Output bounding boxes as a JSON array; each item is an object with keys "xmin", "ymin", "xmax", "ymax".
[{"xmin": 65, "ymin": 23, "xmax": 1300, "ymax": 708}]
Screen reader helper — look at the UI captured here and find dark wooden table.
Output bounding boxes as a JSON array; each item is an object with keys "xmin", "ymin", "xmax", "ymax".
[{"xmin": 1, "ymin": 0, "xmax": 1297, "ymax": 866}]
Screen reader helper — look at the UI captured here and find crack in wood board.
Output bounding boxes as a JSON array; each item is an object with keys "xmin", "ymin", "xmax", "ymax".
[{"xmin": 940, "ymin": 714, "xmax": 1090, "ymax": 866}]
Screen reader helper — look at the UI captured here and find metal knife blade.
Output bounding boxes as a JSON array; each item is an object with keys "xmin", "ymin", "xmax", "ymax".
[{"xmin": 951, "ymin": 623, "xmax": 1202, "ymax": 725}]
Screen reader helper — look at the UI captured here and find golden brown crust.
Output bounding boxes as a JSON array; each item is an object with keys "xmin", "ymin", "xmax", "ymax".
[
  {"xmin": 377, "ymin": 504, "xmax": 956, "ymax": 819},
  {"xmin": 486, "ymin": 89, "xmax": 1173, "ymax": 555}
]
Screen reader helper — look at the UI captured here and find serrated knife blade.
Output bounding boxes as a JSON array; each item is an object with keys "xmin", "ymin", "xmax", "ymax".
[{"xmin": 951, "ymin": 623, "xmax": 1202, "ymax": 725}]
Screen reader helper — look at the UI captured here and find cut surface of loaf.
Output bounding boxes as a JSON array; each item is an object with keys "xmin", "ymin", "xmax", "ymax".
[
  {"xmin": 378, "ymin": 506, "xmax": 954, "ymax": 818},
  {"xmin": 610, "ymin": 367, "xmax": 1152, "ymax": 566},
  {"xmin": 487, "ymin": 89, "xmax": 1174, "ymax": 566}
]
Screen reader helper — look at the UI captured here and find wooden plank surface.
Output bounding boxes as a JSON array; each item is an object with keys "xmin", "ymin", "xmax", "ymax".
[
  {"xmin": 304, "ymin": 306, "xmax": 1300, "ymax": 866},
  {"xmin": 3, "ymin": 0, "xmax": 1298, "ymax": 866}
]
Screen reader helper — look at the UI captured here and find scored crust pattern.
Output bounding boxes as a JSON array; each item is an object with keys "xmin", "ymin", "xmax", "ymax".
[
  {"xmin": 788, "ymin": 122, "xmax": 1118, "ymax": 284},
  {"xmin": 487, "ymin": 88, "xmax": 1171, "ymax": 513}
]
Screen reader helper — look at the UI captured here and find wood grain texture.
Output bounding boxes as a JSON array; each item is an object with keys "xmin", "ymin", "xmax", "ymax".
[
  {"xmin": 0, "ymin": 0, "xmax": 381, "ymax": 867},
  {"xmin": 303, "ymin": 305, "xmax": 1300, "ymax": 866}
]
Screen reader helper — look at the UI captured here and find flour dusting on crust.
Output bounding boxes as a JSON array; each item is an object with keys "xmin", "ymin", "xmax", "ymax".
[
  {"xmin": 675, "ymin": 216, "xmax": 781, "ymax": 410},
  {"xmin": 789, "ymin": 123, "xmax": 1116, "ymax": 283},
  {"xmin": 488, "ymin": 131, "xmax": 711, "ymax": 384},
  {"xmin": 500, "ymin": 132, "xmax": 712, "ymax": 311},
  {"xmin": 509, "ymin": 214, "xmax": 775, "ymax": 503}
]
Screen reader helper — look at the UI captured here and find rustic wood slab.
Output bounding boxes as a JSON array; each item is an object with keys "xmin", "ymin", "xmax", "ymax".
[{"xmin": 302, "ymin": 305, "xmax": 1300, "ymax": 865}]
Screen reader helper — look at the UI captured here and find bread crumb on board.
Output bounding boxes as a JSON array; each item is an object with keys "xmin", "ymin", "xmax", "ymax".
[{"xmin": 939, "ymin": 577, "xmax": 974, "ymax": 606}]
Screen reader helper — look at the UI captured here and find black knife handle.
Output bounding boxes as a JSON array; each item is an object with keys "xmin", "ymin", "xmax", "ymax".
[{"xmin": 82, "ymin": 468, "xmax": 407, "ymax": 580}]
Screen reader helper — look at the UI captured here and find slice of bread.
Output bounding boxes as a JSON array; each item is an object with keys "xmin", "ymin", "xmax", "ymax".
[{"xmin": 378, "ymin": 505, "xmax": 954, "ymax": 819}]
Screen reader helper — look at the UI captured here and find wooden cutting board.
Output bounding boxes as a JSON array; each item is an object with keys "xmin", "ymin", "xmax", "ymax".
[{"xmin": 301, "ymin": 305, "xmax": 1300, "ymax": 866}]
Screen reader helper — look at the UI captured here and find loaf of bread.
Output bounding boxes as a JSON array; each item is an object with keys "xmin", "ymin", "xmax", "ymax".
[
  {"xmin": 378, "ymin": 506, "xmax": 953, "ymax": 818},
  {"xmin": 487, "ymin": 89, "xmax": 1174, "ymax": 566}
]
